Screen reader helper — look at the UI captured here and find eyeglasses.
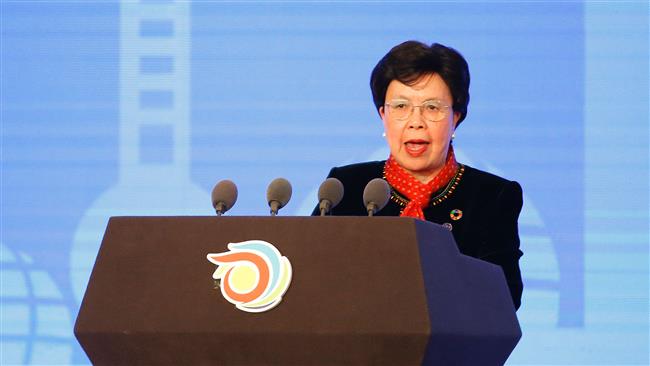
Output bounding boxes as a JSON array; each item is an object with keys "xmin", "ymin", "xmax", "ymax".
[{"xmin": 384, "ymin": 99, "xmax": 452, "ymax": 122}]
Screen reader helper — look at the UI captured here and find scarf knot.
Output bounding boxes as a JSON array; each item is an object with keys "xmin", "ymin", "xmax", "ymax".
[{"xmin": 384, "ymin": 146, "xmax": 459, "ymax": 220}]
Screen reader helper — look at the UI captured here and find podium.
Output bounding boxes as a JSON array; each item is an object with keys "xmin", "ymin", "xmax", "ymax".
[{"xmin": 74, "ymin": 216, "xmax": 521, "ymax": 365}]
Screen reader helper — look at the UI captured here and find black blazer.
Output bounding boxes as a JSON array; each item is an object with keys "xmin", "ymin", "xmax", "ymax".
[{"xmin": 312, "ymin": 161, "xmax": 524, "ymax": 310}]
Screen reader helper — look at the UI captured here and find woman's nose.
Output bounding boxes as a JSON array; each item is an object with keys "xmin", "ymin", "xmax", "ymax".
[{"xmin": 407, "ymin": 110, "xmax": 426, "ymax": 129}]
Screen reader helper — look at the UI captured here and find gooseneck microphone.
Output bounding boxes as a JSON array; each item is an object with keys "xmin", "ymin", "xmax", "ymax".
[
  {"xmin": 267, "ymin": 178, "xmax": 292, "ymax": 216},
  {"xmin": 211, "ymin": 179, "xmax": 238, "ymax": 216},
  {"xmin": 363, "ymin": 178, "xmax": 390, "ymax": 216},
  {"xmin": 318, "ymin": 178, "xmax": 344, "ymax": 216}
]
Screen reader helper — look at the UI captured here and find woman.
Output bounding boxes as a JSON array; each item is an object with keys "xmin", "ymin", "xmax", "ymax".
[{"xmin": 313, "ymin": 41, "xmax": 523, "ymax": 310}]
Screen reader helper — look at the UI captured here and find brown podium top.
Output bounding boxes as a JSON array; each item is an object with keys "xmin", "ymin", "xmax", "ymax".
[{"xmin": 75, "ymin": 216, "xmax": 519, "ymax": 365}]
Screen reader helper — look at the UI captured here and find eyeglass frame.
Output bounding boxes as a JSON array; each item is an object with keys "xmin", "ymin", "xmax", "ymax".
[{"xmin": 383, "ymin": 98, "xmax": 453, "ymax": 122}]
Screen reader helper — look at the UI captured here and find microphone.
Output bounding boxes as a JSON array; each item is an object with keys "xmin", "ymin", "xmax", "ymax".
[
  {"xmin": 317, "ymin": 178, "xmax": 344, "ymax": 216},
  {"xmin": 363, "ymin": 178, "xmax": 390, "ymax": 216},
  {"xmin": 267, "ymin": 178, "xmax": 292, "ymax": 216},
  {"xmin": 211, "ymin": 179, "xmax": 238, "ymax": 216}
]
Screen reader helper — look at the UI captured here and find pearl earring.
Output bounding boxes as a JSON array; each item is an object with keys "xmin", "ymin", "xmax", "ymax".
[{"xmin": 382, "ymin": 132, "xmax": 386, "ymax": 138}]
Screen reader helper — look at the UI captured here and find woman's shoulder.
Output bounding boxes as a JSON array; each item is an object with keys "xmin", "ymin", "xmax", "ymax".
[
  {"xmin": 319, "ymin": 161, "xmax": 387, "ymax": 216},
  {"xmin": 461, "ymin": 164, "xmax": 516, "ymax": 185},
  {"xmin": 459, "ymin": 164, "xmax": 523, "ymax": 200}
]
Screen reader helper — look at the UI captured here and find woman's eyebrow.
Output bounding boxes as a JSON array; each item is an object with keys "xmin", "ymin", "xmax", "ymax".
[{"xmin": 391, "ymin": 95, "xmax": 446, "ymax": 103}]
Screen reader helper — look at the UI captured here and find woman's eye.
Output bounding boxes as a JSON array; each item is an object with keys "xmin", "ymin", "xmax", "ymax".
[{"xmin": 425, "ymin": 104, "xmax": 438, "ymax": 111}]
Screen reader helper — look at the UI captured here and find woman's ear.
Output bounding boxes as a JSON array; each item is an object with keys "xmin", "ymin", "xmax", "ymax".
[
  {"xmin": 379, "ymin": 106, "xmax": 390, "ymax": 132},
  {"xmin": 453, "ymin": 111, "xmax": 461, "ymax": 127}
]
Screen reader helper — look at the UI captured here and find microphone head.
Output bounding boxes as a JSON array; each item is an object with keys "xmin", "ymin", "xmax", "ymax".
[
  {"xmin": 363, "ymin": 178, "xmax": 390, "ymax": 214},
  {"xmin": 267, "ymin": 177, "xmax": 292, "ymax": 209},
  {"xmin": 318, "ymin": 178, "xmax": 344, "ymax": 209},
  {"xmin": 211, "ymin": 179, "xmax": 238, "ymax": 213}
]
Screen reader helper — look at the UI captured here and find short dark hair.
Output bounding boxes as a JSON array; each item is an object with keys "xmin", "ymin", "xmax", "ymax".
[{"xmin": 370, "ymin": 41, "xmax": 470, "ymax": 125}]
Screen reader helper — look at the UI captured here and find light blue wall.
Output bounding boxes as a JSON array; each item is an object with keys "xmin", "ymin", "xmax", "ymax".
[{"xmin": 1, "ymin": 1, "xmax": 647, "ymax": 364}]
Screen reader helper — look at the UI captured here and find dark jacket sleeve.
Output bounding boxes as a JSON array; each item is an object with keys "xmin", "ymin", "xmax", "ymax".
[{"xmin": 476, "ymin": 180, "xmax": 524, "ymax": 310}]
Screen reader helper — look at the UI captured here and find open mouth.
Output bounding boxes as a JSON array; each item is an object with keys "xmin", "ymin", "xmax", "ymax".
[{"xmin": 404, "ymin": 140, "xmax": 430, "ymax": 157}]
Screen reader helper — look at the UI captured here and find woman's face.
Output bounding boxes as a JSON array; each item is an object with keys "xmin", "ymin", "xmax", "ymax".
[{"xmin": 380, "ymin": 73, "xmax": 460, "ymax": 183}]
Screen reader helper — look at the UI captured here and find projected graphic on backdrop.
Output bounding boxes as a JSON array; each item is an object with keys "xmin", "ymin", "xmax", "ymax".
[
  {"xmin": 69, "ymin": 0, "xmax": 210, "ymax": 305},
  {"xmin": 1, "ymin": 1, "xmax": 647, "ymax": 365},
  {"xmin": 1, "ymin": 243, "xmax": 74, "ymax": 364}
]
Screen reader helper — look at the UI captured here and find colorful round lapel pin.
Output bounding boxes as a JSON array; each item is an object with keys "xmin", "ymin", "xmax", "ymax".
[{"xmin": 450, "ymin": 209, "xmax": 463, "ymax": 221}]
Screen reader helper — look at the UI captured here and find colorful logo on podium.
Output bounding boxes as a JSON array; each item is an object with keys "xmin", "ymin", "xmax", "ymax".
[{"xmin": 207, "ymin": 240, "xmax": 292, "ymax": 313}]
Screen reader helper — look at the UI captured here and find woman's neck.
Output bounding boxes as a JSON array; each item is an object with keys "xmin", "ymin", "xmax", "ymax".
[{"xmin": 408, "ymin": 166, "xmax": 443, "ymax": 184}]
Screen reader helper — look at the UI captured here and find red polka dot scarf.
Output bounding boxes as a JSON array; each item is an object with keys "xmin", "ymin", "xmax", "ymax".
[{"xmin": 384, "ymin": 146, "xmax": 459, "ymax": 220}]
